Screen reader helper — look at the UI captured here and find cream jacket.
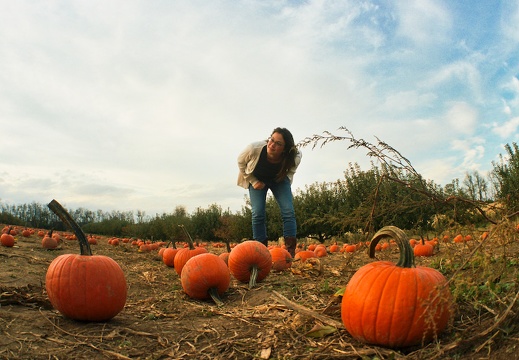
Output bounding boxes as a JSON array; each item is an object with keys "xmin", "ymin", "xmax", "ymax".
[{"xmin": 237, "ymin": 140, "xmax": 302, "ymax": 189}]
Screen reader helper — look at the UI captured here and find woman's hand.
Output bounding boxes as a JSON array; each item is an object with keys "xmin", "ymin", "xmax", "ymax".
[{"xmin": 253, "ymin": 181, "xmax": 265, "ymax": 190}]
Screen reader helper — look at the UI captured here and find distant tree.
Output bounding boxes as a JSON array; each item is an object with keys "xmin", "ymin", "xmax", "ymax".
[
  {"xmin": 190, "ymin": 204, "xmax": 222, "ymax": 241},
  {"xmin": 0, "ymin": 210, "xmax": 23, "ymax": 226},
  {"xmin": 443, "ymin": 178, "xmax": 462, "ymax": 197},
  {"xmin": 491, "ymin": 142, "xmax": 519, "ymax": 212},
  {"xmin": 463, "ymin": 171, "xmax": 489, "ymax": 202},
  {"xmin": 294, "ymin": 181, "xmax": 344, "ymax": 242},
  {"xmin": 213, "ymin": 209, "xmax": 251, "ymax": 245}
]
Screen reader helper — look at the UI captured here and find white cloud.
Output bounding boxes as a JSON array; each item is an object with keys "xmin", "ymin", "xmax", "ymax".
[
  {"xmin": 500, "ymin": 2, "xmax": 519, "ymax": 42},
  {"xmin": 449, "ymin": 138, "xmax": 486, "ymax": 175},
  {"xmin": 501, "ymin": 76, "xmax": 519, "ymax": 110},
  {"xmin": 445, "ymin": 102, "xmax": 478, "ymax": 135},
  {"xmin": 492, "ymin": 117, "xmax": 519, "ymax": 139},
  {"xmin": 383, "ymin": 91, "xmax": 437, "ymax": 113},
  {"xmin": 395, "ymin": 0, "xmax": 451, "ymax": 45},
  {"xmin": 425, "ymin": 61, "xmax": 483, "ymax": 102},
  {"xmin": 418, "ymin": 157, "xmax": 458, "ymax": 184}
]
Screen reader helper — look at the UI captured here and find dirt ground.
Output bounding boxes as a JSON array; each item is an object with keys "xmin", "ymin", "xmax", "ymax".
[{"xmin": 1, "ymin": 227, "xmax": 518, "ymax": 360}]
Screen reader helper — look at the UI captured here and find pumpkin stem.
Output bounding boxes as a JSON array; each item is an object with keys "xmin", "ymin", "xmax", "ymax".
[
  {"xmin": 368, "ymin": 226, "xmax": 415, "ymax": 268},
  {"xmin": 249, "ymin": 264, "xmax": 259, "ymax": 289},
  {"xmin": 179, "ymin": 225, "xmax": 196, "ymax": 250},
  {"xmin": 208, "ymin": 287, "xmax": 224, "ymax": 307},
  {"xmin": 48, "ymin": 199, "xmax": 92, "ymax": 256},
  {"xmin": 224, "ymin": 239, "xmax": 231, "ymax": 253}
]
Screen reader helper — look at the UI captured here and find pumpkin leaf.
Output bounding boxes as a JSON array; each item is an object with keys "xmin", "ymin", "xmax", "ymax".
[
  {"xmin": 334, "ymin": 286, "xmax": 346, "ymax": 297},
  {"xmin": 305, "ymin": 324, "xmax": 337, "ymax": 338}
]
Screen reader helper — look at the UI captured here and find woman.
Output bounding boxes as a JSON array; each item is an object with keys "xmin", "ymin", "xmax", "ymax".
[{"xmin": 237, "ymin": 127, "xmax": 302, "ymax": 256}]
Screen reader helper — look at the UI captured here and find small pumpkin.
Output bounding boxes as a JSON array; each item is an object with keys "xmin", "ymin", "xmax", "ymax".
[
  {"xmin": 453, "ymin": 234, "xmax": 464, "ymax": 243},
  {"xmin": 294, "ymin": 250, "xmax": 317, "ymax": 262},
  {"xmin": 269, "ymin": 247, "xmax": 292, "ymax": 271},
  {"xmin": 341, "ymin": 226, "xmax": 452, "ymax": 348},
  {"xmin": 343, "ymin": 244, "xmax": 357, "ymax": 253},
  {"xmin": 45, "ymin": 200, "xmax": 127, "ymax": 322},
  {"xmin": 180, "ymin": 253, "xmax": 230, "ymax": 305},
  {"xmin": 413, "ymin": 237, "xmax": 434, "ymax": 257},
  {"xmin": 219, "ymin": 252, "xmax": 230, "ymax": 266},
  {"xmin": 329, "ymin": 243, "xmax": 340, "ymax": 253},
  {"xmin": 228, "ymin": 240, "xmax": 272, "ymax": 288},
  {"xmin": 314, "ymin": 245, "xmax": 328, "ymax": 258},
  {"xmin": 162, "ymin": 246, "xmax": 179, "ymax": 267},
  {"xmin": 173, "ymin": 225, "xmax": 207, "ymax": 276},
  {"xmin": 0, "ymin": 227, "xmax": 15, "ymax": 247},
  {"xmin": 42, "ymin": 230, "xmax": 58, "ymax": 250},
  {"xmin": 218, "ymin": 241, "xmax": 232, "ymax": 266}
]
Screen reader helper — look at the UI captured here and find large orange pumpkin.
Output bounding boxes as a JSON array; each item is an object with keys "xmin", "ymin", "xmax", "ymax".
[
  {"xmin": 341, "ymin": 226, "xmax": 452, "ymax": 348},
  {"xmin": 228, "ymin": 240, "xmax": 272, "ymax": 288},
  {"xmin": 45, "ymin": 200, "xmax": 127, "ymax": 322},
  {"xmin": 180, "ymin": 253, "xmax": 230, "ymax": 305}
]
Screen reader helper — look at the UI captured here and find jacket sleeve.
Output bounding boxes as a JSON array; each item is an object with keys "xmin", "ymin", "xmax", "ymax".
[{"xmin": 237, "ymin": 143, "xmax": 260, "ymax": 188}]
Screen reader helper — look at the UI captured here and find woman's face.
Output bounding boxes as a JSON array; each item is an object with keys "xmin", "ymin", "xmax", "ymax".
[{"xmin": 267, "ymin": 132, "xmax": 285, "ymax": 158}]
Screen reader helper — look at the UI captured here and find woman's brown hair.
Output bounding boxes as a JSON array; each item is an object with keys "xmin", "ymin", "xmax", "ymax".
[{"xmin": 271, "ymin": 127, "xmax": 298, "ymax": 182}]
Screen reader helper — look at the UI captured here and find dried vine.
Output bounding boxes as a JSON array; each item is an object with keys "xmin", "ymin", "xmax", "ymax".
[{"xmin": 298, "ymin": 127, "xmax": 501, "ymax": 233}]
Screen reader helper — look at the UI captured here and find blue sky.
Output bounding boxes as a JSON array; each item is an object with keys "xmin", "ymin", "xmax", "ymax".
[{"xmin": 1, "ymin": 1, "xmax": 518, "ymax": 216}]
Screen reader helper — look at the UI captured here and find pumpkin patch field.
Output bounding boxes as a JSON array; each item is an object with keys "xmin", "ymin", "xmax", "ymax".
[{"xmin": 1, "ymin": 222, "xmax": 519, "ymax": 359}]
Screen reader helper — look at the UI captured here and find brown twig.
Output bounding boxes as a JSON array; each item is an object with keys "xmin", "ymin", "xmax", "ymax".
[{"xmin": 271, "ymin": 290, "xmax": 344, "ymax": 329}]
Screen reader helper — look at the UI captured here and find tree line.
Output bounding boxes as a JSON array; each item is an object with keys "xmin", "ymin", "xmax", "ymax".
[{"xmin": 2, "ymin": 138, "xmax": 518, "ymax": 245}]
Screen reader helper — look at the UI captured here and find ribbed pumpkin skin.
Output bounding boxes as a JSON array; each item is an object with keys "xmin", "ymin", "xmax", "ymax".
[
  {"xmin": 219, "ymin": 252, "xmax": 230, "ymax": 266},
  {"xmin": 341, "ymin": 226, "xmax": 452, "ymax": 348},
  {"xmin": 46, "ymin": 254, "xmax": 127, "ymax": 322},
  {"xmin": 341, "ymin": 261, "xmax": 452, "ymax": 348},
  {"xmin": 162, "ymin": 248, "xmax": 179, "ymax": 267},
  {"xmin": 174, "ymin": 247, "xmax": 207, "ymax": 276},
  {"xmin": 181, "ymin": 253, "xmax": 230, "ymax": 300},
  {"xmin": 228, "ymin": 240, "xmax": 272, "ymax": 283}
]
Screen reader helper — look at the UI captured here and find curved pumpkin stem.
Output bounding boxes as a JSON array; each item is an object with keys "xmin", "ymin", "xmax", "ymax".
[
  {"xmin": 249, "ymin": 265, "xmax": 259, "ymax": 289},
  {"xmin": 368, "ymin": 225, "xmax": 415, "ymax": 268},
  {"xmin": 48, "ymin": 199, "xmax": 92, "ymax": 256},
  {"xmin": 208, "ymin": 287, "xmax": 224, "ymax": 307},
  {"xmin": 179, "ymin": 224, "xmax": 196, "ymax": 250},
  {"xmin": 224, "ymin": 239, "xmax": 231, "ymax": 253}
]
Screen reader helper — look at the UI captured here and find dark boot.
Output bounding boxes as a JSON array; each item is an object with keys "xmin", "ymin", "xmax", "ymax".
[
  {"xmin": 284, "ymin": 237, "xmax": 297, "ymax": 257},
  {"xmin": 256, "ymin": 239, "xmax": 268, "ymax": 247}
]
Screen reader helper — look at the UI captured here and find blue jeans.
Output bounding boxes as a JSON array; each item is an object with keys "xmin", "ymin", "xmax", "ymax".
[{"xmin": 248, "ymin": 177, "xmax": 296, "ymax": 244}]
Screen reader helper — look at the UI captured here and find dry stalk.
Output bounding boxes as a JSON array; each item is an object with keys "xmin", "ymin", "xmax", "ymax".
[{"xmin": 271, "ymin": 290, "xmax": 344, "ymax": 329}]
